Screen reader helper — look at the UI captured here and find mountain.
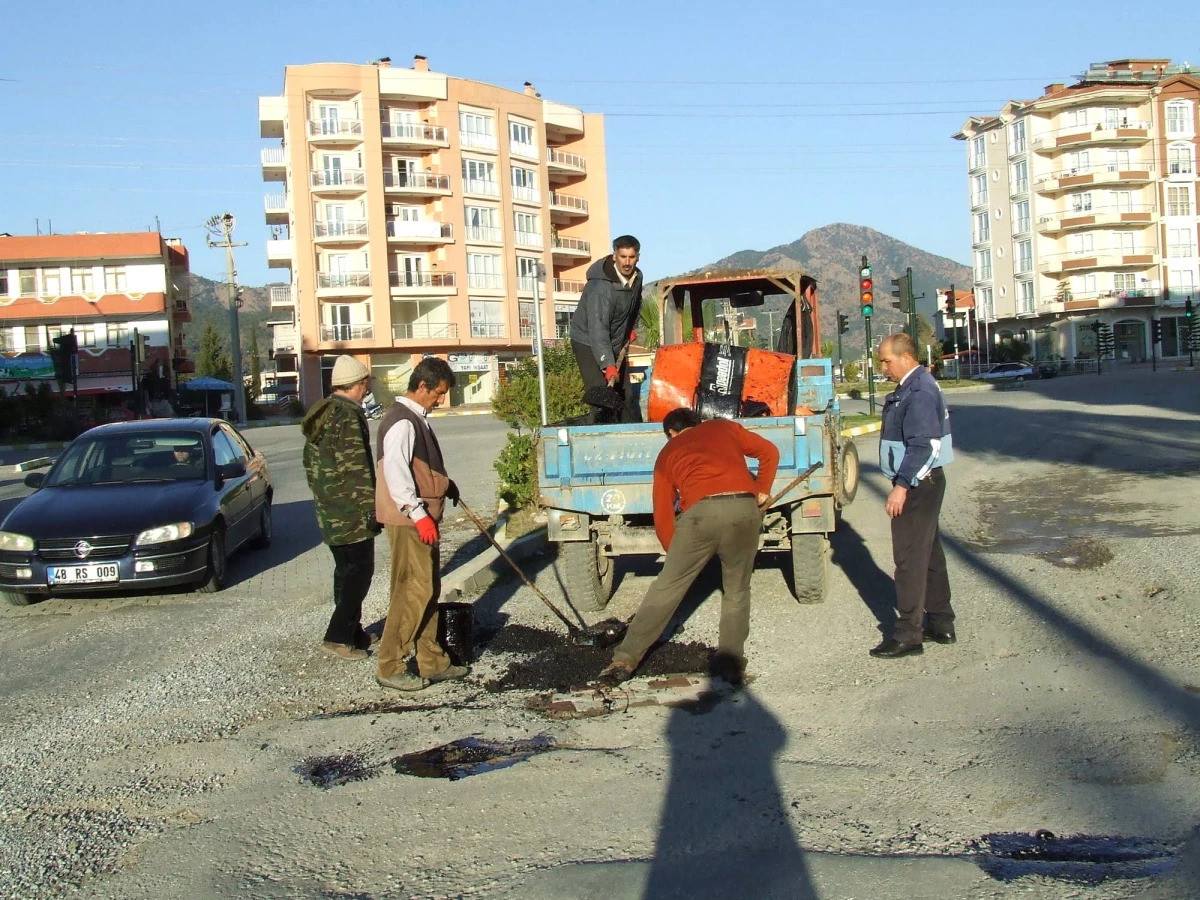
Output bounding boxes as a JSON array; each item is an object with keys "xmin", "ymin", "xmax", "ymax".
[
  {"xmin": 676, "ymin": 223, "xmax": 971, "ymax": 355},
  {"xmin": 182, "ymin": 274, "xmax": 284, "ymax": 364}
]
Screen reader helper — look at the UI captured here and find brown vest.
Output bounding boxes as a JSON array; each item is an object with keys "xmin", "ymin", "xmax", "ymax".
[{"xmin": 375, "ymin": 401, "xmax": 450, "ymax": 526}]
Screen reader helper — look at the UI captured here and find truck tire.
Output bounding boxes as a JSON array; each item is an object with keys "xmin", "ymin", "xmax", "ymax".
[
  {"xmin": 559, "ymin": 538, "xmax": 614, "ymax": 612},
  {"xmin": 788, "ymin": 532, "xmax": 829, "ymax": 605},
  {"xmin": 836, "ymin": 439, "xmax": 860, "ymax": 507}
]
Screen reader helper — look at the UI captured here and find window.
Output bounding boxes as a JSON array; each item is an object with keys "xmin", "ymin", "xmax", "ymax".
[
  {"xmin": 1113, "ymin": 272, "xmax": 1136, "ymax": 293},
  {"xmin": 1105, "ymin": 149, "xmax": 1130, "ymax": 172},
  {"xmin": 974, "ymin": 249, "xmax": 992, "ymax": 281},
  {"xmin": 1069, "ymin": 233, "xmax": 1095, "ymax": 255},
  {"xmin": 469, "ymin": 299, "xmax": 505, "ymax": 338},
  {"xmin": 1012, "ymin": 200, "xmax": 1030, "ymax": 234},
  {"xmin": 71, "ymin": 267, "xmax": 94, "ymax": 293},
  {"xmin": 1015, "ymin": 240, "xmax": 1032, "ymax": 274},
  {"xmin": 1016, "ymin": 280, "xmax": 1034, "ymax": 314},
  {"xmin": 1070, "ymin": 192, "xmax": 1093, "ymax": 213},
  {"xmin": 514, "ymin": 211, "xmax": 540, "ymax": 247},
  {"xmin": 509, "ymin": 120, "xmax": 536, "ymax": 157},
  {"xmin": 212, "ymin": 430, "xmax": 239, "ymax": 468},
  {"xmin": 1066, "ymin": 150, "xmax": 1089, "ymax": 174},
  {"xmin": 75, "ymin": 326, "xmax": 97, "ymax": 348},
  {"xmin": 41, "ymin": 269, "xmax": 61, "ymax": 296},
  {"xmin": 974, "ymin": 211, "xmax": 990, "ymax": 243},
  {"xmin": 976, "ymin": 287, "xmax": 993, "ymax": 320},
  {"xmin": 1011, "ymin": 160, "xmax": 1028, "ymax": 194},
  {"xmin": 219, "ymin": 424, "xmax": 251, "ymax": 462},
  {"xmin": 19, "ymin": 269, "xmax": 36, "ymax": 295},
  {"xmin": 1167, "ymin": 186, "xmax": 1193, "ymax": 217},
  {"xmin": 1169, "ymin": 268, "xmax": 1196, "ymax": 299},
  {"xmin": 511, "ymin": 166, "xmax": 539, "ymax": 203},
  {"xmin": 1110, "ymin": 231, "xmax": 1135, "ymax": 254},
  {"xmin": 970, "ymin": 135, "xmax": 985, "ymax": 168},
  {"xmin": 1009, "ymin": 121, "xmax": 1025, "ymax": 155},
  {"xmin": 464, "ymin": 205, "xmax": 501, "ymax": 242},
  {"xmin": 104, "ymin": 267, "xmax": 127, "ymax": 292},
  {"xmin": 459, "ymin": 111, "xmax": 496, "ymax": 150},
  {"xmin": 1167, "ymin": 227, "xmax": 1195, "ymax": 258},
  {"xmin": 516, "ymin": 256, "xmax": 540, "ymax": 291},
  {"xmin": 106, "ymin": 323, "xmax": 129, "ymax": 346},
  {"xmin": 1066, "ymin": 108, "xmax": 1089, "ymax": 129},
  {"xmin": 466, "ymin": 253, "xmax": 502, "ymax": 289},
  {"xmin": 972, "ymin": 173, "xmax": 988, "ymax": 206},
  {"xmin": 1072, "ymin": 273, "xmax": 1097, "ymax": 296},
  {"xmin": 1166, "ymin": 100, "xmax": 1193, "ymax": 136},
  {"xmin": 462, "ymin": 158, "xmax": 498, "ymax": 195},
  {"xmin": 1110, "ymin": 190, "xmax": 1133, "ymax": 213},
  {"xmin": 0, "ymin": 271, "xmax": 7, "ymax": 296},
  {"xmin": 1168, "ymin": 143, "xmax": 1195, "ymax": 176}
]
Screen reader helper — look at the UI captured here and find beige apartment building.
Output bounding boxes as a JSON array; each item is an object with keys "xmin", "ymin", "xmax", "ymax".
[
  {"xmin": 258, "ymin": 55, "xmax": 610, "ymax": 407},
  {"xmin": 955, "ymin": 59, "xmax": 1199, "ymax": 362}
]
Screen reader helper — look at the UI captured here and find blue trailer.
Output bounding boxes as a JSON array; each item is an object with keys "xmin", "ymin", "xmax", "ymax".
[{"xmin": 538, "ymin": 272, "xmax": 859, "ymax": 610}]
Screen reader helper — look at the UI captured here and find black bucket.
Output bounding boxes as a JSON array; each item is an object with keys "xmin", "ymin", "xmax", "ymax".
[{"xmin": 437, "ymin": 602, "xmax": 476, "ymax": 666}]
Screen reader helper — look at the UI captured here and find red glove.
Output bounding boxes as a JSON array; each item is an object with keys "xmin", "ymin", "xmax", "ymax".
[
  {"xmin": 628, "ymin": 329, "xmax": 637, "ymax": 343},
  {"xmin": 603, "ymin": 365, "xmax": 619, "ymax": 383},
  {"xmin": 414, "ymin": 516, "xmax": 439, "ymax": 545}
]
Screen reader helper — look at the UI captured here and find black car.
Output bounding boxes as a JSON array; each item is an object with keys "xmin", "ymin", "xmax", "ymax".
[{"xmin": 0, "ymin": 419, "xmax": 272, "ymax": 606}]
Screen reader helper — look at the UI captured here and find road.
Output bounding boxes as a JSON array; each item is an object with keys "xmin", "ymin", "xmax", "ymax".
[{"xmin": 1, "ymin": 374, "xmax": 1199, "ymax": 899}]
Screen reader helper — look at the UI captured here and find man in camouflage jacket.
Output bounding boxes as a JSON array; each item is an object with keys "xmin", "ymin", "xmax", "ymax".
[{"xmin": 302, "ymin": 355, "xmax": 379, "ymax": 660}]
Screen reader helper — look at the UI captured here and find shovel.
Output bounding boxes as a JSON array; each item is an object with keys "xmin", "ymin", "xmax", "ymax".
[
  {"xmin": 581, "ymin": 344, "xmax": 630, "ymax": 412},
  {"xmin": 455, "ymin": 498, "xmax": 628, "ymax": 648},
  {"xmin": 758, "ymin": 461, "xmax": 824, "ymax": 510}
]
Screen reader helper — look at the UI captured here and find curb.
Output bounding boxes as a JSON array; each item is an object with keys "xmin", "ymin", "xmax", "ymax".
[
  {"xmin": 840, "ymin": 422, "xmax": 881, "ymax": 438},
  {"xmin": 242, "ymin": 418, "xmax": 302, "ymax": 428},
  {"xmin": 439, "ymin": 527, "xmax": 548, "ymax": 602},
  {"xmin": 0, "ymin": 441, "xmax": 69, "ymax": 453},
  {"xmin": 13, "ymin": 456, "xmax": 55, "ymax": 473},
  {"xmin": 430, "ymin": 408, "xmax": 495, "ymax": 418}
]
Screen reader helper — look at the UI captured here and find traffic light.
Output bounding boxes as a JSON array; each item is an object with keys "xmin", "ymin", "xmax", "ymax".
[
  {"xmin": 1151, "ymin": 319, "xmax": 1163, "ymax": 344},
  {"xmin": 1091, "ymin": 321, "xmax": 1101, "ymax": 333},
  {"xmin": 50, "ymin": 332, "xmax": 78, "ymax": 384},
  {"xmin": 859, "ymin": 257, "xmax": 873, "ymax": 317},
  {"xmin": 1186, "ymin": 298, "xmax": 1195, "ymax": 319},
  {"xmin": 946, "ymin": 290, "xmax": 956, "ymax": 318},
  {"xmin": 837, "ymin": 312, "xmax": 849, "ymax": 335}
]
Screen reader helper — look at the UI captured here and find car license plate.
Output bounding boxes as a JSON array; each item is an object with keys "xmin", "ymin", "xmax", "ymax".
[{"xmin": 48, "ymin": 563, "xmax": 120, "ymax": 585}]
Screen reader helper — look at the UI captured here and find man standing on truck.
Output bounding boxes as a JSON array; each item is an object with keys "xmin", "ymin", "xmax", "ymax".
[
  {"xmin": 775, "ymin": 275, "xmax": 819, "ymax": 358},
  {"xmin": 870, "ymin": 333, "xmax": 956, "ymax": 659},
  {"xmin": 569, "ymin": 234, "xmax": 643, "ymax": 423},
  {"xmin": 600, "ymin": 408, "xmax": 779, "ymax": 686}
]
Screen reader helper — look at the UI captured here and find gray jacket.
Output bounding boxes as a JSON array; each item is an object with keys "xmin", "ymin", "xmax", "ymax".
[{"xmin": 569, "ymin": 256, "xmax": 643, "ymax": 369}]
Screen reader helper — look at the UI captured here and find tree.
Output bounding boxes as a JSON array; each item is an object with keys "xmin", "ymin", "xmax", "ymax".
[
  {"xmin": 247, "ymin": 327, "xmax": 262, "ymax": 401},
  {"xmin": 638, "ymin": 290, "xmax": 661, "ymax": 350},
  {"xmin": 196, "ymin": 323, "xmax": 232, "ymax": 382},
  {"xmin": 915, "ymin": 314, "xmax": 941, "ymax": 366},
  {"xmin": 820, "ymin": 339, "xmax": 835, "ymax": 359}
]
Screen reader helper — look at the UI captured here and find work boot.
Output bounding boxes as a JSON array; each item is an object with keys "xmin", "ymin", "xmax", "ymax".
[
  {"xmin": 375, "ymin": 671, "xmax": 428, "ymax": 692},
  {"xmin": 709, "ymin": 651, "xmax": 746, "ymax": 687},
  {"xmin": 426, "ymin": 664, "xmax": 469, "ymax": 684},
  {"xmin": 322, "ymin": 641, "xmax": 368, "ymax": 661},
  {"xmin": 354, "ymin": 630, "xmax": 382, "ymax": 651}
]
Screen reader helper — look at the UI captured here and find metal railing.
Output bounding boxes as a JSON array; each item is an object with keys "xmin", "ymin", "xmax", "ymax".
[
  {"xmin": 1062, "ymin": 288, "xmax": 1158, "ymax": 302},
  {"xmin": 311, "ymin": 169, "xmax": 366, "ymax": 187},
  {"xmin": 514, "ymin": 230, "xmax": 543, "ymax": 249},
  {"xmin": 389, "ymin": 272, "xmax": 456, "ymax": 289},
  {"xmin": 972, "ymin": 189, "xmax": 989, "ymax": 207},
  {"xmin": 1040, "ymin": 244, "xmax": 1156, "ymax": 260},
  {"xmin": 510, "ymin": 139, "xmax": 538, "ymax": 159},
  {"xmin": 314, "ymin": 219, "xmax": 369, "ymax": 238},
  {"xmin": 269, "ymin": 285, "xmax": 295, "ymax": 305},
  {"xmin": 550, "ymin": 192, "xmax": 588, "ymax": 212},
  {"xmin": 381, "ymin": 122, "xmax": 447, "ymax": 142},
  {"xmin": 393, "ymin": 322, "xmax": 459, "ymax": 340},
  {"xmin": 554, "ymin": 278, "xmax": 584, "ymax": 294},
  {"xmin": 1013, "ymin": 218, "xmax": 1031, "ymax": 234},
  {"xmin": 309, "ymin": 119, "xmax": 363, "ymax": 138},
  {"xmin": 460, "ymin": 130, "xmax": 498, "ymax": 151},
  {"xmin": 1035, "ymin": 120, "xmax": 1152, "ymax": 142},
  {"xmin": 261, "ymin": 147, "xmax": 285, "ymax": 166},
  {"xmin": 470, "ymin": 323, "xmax": 506, "ymax": 338},
  {"xmin": 973, "ymin": 227, "xmax": 990, "ymax": 244},
  {"xmin": 552, "ymin": 236, "xmax": 590, "ymax": 253},
  {"xmin": 386, "ymin": 220, "xmax": 453, "ymax": 240},
  {"xmin": 320, "ymin": 324, "xmax": 374, "ymax": 341},
  {"xmin": 555, "ymin": 324, "xmax": 570, "ymax": 339},
  {"xmin": 547, "ymin": 148, "xmax": 586, "ymax": 170},
  {"xmin": 462, "ymin": 178, "xmax": 500, "ymax": 196},
  {"xmin": 264, "ymin": 193, "xmax": 287, "ymax": 211},
  {"xmin": 975, "ymin": 266, "xmax": 993, "ymax": 281},
  {"xmin": 317, "ymin": 271, "xmax": 371, "ymax": 289},
  {"xmin": 1168, "ymin": 160, "xmax": 1195, "ymax": 176},
  {"xmin": 464, "ymin": 224, "xmax": 502, "ymax": 243},
  {"xmin": 511, "ymin": 185, "xmax": 541, "ymax": 204},
  {"xmin": 467, "ymin": 273, "xmax": 503, "ymax": 290},
  {"xmin": 1038, "ymin": 161, "xmax": 1155, "ymax": 182},
  {"xmin": 384, "ymin": 171, "xmax": 451, "ymax": 191},
  {"xmin": 1039, "ymin": 203, "xmax": 1156, "ymax": 223},
  {"xmin": 519, "ymin": 324, "xmax": 536, "ymax": 339}
]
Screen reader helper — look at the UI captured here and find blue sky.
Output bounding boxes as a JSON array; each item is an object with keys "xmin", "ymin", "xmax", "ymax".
[{"xmin": 1, "ymin": 1, "xmax": 1195, "ymax": 286}]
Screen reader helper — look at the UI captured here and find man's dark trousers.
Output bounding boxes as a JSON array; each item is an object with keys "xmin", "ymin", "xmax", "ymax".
[
  {"xmin": 325, "ymin": 538, "xmax": 375, "ymax": 645},
  {"xmin": 891, "ymin": 469, "xmax": 953, "ymax": 644},
  {"xmin": 571, "ymin": 340, "xmax": 638, "ymax": 424}
]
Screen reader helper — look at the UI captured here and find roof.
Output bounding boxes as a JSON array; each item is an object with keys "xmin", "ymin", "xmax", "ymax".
[
  {"xmin": 659, "ymin": 270, "xmax": 804, "ymax": 305},
  {"xmin": 85, "ymin": 418, "xmax": 219, "ymax": 437},
  {"xmin": 0, "ymin": 233, "xmax": 173, "ymax": 265},
  {"xmin": 941, "ymin": 288, "xmax": 975, "ymax": 310}
]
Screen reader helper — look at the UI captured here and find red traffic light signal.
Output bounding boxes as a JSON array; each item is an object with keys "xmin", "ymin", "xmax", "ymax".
[{"xmin": 860, "ymin": 262, "xmax": 874, "ymax": 316}]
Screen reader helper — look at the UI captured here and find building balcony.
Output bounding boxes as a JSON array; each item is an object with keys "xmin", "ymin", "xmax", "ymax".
[
  {"xmin": 310, "ymin": 169, "xmax": 367, "ymax": 192},
  {"xmin": 554, "ymin": 278, "xmax": 584, "ymax": 299},
  {"xmin": 1030, "ymin": 121, "xmax": 1152, "ymax": 153},
  {"xmin": 319, "ymin": 324, "xmax": 374, "ymax": 343},
  {"xmin": 261, "ymin": 147, "xmax": 286, "ymax": 182},
  {"xmin": 385, "ymin": 220, "xmax": 454, "ymax": 244},
  {"xmin": 314, "ymin": 219, "xmax": 370, "ymax": 242},
  {"xmin": 510, "ymin": 139, "xmax": 539, "ymax": 162},
  {"xmin": 514, "ymin": 230, "xmax": 543, "ymax": 250},
  {"xmin": 389, "ymin": 271, "xmax": 457, "ymax": 294},
  {"xmin": 1051, "ymin": 289, "xmax": 1161, "ymax": 313},
  {"xmin": 549, "ymin": 191, "xmax": 588, "ymax": 219},
  {"xmin": 307, "ymin": 119, "xmax": 364, "ymax": 143},
  {"xmin": 551, "ymin": 236, "xmax": 590, "ymax": 259},
  {"xmin": 466, "ymin": 273, "xmax": 504, "ymax": 291},
  {"xmin": 1038, "ymin": 250, "xmax": 1159, "ymax": 276},
  {"xmin": 556, "ymin": 323, "xmax": 570, "ymax": 339},
  {"xmin": 264, "ymin": 192, "xmax": 288, "ymax": 225},
  {"xmin": 461, "ymin": 131, "xmax": 498, "ymax": 152},
  {"xmin": 393, "ymin": 322, "xmax": 459, "ymax": 342},
  {"xmin": 511, "ymin": 185, "xmax": 541, "ymax": 206},
  {"xmin": 547, "ymin": 148, "xmax": 586, "ymax": 176},
  {"xmin": 266, "ymin": 238, "xmax": 293, "ymax": 269},
  {"xmin": 269, "ymin": 322, "xmax": 298, "ymax": 353},
  {"xmin": 1034, "ymin": 162, "xmax": 1154, "ymax": 195},
  {"xmin": 1167, "ymin": 161, "xmax": 1197, "ymax": 181},
  {"xmin": 971, "ymin": 191, "xmax": 989, "ymax": 209},
  {"xmin": 383, "ymin": 170, "xmax": 451, "ymax": 196},
  {"xmin": 316, "ymin": 271, "xmax": 372, "ymax": 299},
  {"xmin": 381, "ymin": 122, "xmax": 449, "ymax": 148},
  {"xmin": 259, "ymin": 96, "xmax": 286, "ymax": 139},
  {"xmin": 469, "ymin": 323, "xmax": 507, "ymax": 339},
  {"xmin": 464, "ymin": 224, "xmax": 503, "ymax": 244},
  {"xmin": 269, "ymin": 285, "xmax": 295, "ymax": 308},
  {"xmin": 1036, "ymin": 207, "xmax": 1155, "ymax": 235},
  {"xmin": 462, "ymin": 178, "xmax": 501, "ymax": 198},
  {"xmin": 171, "ymin": 298, "xmax": 192, "ymax": 323}
]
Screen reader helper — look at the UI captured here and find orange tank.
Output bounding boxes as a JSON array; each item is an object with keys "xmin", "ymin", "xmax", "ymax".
[
  {"xmin": 647, "ymin": 344, "xmax": 704, "ymax": 422},
  {"xmin": 741, "ymin": 348, "xmax": 795, "ymax": 417}
]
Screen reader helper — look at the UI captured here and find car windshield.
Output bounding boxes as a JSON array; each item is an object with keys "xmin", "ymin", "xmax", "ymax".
[{"xmin": 47, "ymin": 431, "xmax": 207, "ymax": 486}]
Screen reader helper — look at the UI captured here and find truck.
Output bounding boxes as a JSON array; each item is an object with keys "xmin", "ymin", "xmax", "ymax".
[{"xmin": 537, "ymin": 272, "xmax": 859, "ymax": 611}]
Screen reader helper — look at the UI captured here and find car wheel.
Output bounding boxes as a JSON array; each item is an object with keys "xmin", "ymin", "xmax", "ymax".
[
  {"xmin": 200, "ymin": 525, "xmax": 228, "ymax": 594},
  {"xmin": 1015, "ymin": 376, "xmax": 1026, "ymax": 383},
  {"xmin": 1, "ymin": 589, "xmax": 32, "ymax": 607},
  {"xmin": 249, "ymin": 500, "xmax": 272, "ymax": 550}
]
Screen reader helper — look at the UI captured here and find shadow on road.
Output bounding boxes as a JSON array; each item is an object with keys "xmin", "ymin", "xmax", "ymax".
[
  {"xmin": 829, "ymin": 520, "xmax": 896, "ymax": 637},
  {"xmin": 643, "ymin": 689, "xmax": 817, "ymax": 899},
  {"xmin": 226, "ymin": 498, "xmax": 322, "ymax": 587}
]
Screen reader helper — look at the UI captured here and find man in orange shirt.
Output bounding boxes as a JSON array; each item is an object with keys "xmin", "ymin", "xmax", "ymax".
[{"xmin": 600, "ymin": 408, "xmax": 779, "ymax": 686}]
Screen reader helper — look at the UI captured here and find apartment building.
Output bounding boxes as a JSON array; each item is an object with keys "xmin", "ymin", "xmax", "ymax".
[
  {"xmin": 258, "ymin": 55, "xmax": 610, "ymax": 407},
  {"xmin": 955, "ymin": 59, "xmax": 1199, "ymax": 362},
  {"xmin": 0, "ymin": 232, "xmax": 192, "ymax": 402}
]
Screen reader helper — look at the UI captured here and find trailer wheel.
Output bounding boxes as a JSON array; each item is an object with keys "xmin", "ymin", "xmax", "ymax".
[
  {"xmin": 836, "ymin": 439, "xmax": 860, "ymax": 507},
  {"xmin": 559, "ymin": 538, "xmax": 615, "ymax": 612},
  {"xmin": 788, "ymin": 532, "xmax": 829, "ymax": 605}
]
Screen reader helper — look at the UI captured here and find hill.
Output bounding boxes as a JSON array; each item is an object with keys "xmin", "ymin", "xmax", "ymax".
[{"xmin": 182, "ymin": 274, "xmax": 284, "ymax": 367}]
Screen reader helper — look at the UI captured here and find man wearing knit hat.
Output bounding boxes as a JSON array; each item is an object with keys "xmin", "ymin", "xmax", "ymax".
[{"xmin": 302, "ymin": 355, "xmax": 379, "ymax": 661}]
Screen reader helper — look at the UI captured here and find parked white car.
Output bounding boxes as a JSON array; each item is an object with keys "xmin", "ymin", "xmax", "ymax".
[{"xmin": 973, "ymin": 362, "xmax": 1035, "ymax": 382}]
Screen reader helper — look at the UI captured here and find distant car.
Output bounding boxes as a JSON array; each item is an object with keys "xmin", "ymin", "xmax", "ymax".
[
  {"xmin": 0, "ymin": 419, "xmax": 271, "ymax": 606},
  {"xmin": 973, "ymin": 362, "xmax": 1035, "ymax": 382}
]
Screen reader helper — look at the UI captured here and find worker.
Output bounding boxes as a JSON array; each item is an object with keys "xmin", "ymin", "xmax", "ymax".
[{"xmin": 776, "ymin": 275, "xmax": 819, "ymax": 357}]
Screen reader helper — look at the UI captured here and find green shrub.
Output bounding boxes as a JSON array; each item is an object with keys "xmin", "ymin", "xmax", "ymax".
[
  {"xmin": 495, "ymin": 432, "xmax": 538, "ymax": 509},
  {"xmin": 843, "ymin": 362, "xmax": 860, "ymax": 382},
  {"xmin": 286, "ymin": 398, "xmax": 304, "ymax": 418}
]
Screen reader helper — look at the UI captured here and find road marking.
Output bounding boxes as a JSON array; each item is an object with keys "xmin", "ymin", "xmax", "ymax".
[{"xmin": 841, "ymin": 422, "xmax": 882, "ymax": 438}]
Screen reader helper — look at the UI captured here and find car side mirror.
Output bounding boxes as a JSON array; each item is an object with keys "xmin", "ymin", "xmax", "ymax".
[
  {"xmin": 217, "ymin": 461, "xmax": 247, "ymax": 481},
  {"xmin": 24, "ymin": 472, "xmax": 45, "ymax": 489}
]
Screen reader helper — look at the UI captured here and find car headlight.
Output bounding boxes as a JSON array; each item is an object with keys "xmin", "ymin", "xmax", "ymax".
[
  {"xmin": 135, "ymin": 523, "xmax": 195, "ymax": 546},
  {"xmin": 0, "ymin": 531, "xmax": 34, "ymax": 552}
]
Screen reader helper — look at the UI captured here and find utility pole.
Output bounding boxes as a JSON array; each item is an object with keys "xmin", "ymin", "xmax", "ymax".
[
  {"xmin": 531, "ymin": 263, "xmax": 548, "ymax": 427},
  {"xmin": 206, "ymin": 213, "xmax": 248, "ymax": 424}
]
